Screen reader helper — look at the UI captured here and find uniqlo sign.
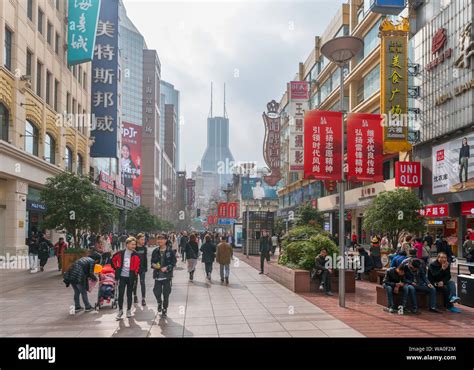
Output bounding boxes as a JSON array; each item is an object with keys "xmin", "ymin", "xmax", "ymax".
[
  {"xmin": 436, "ymin": 149, "xmax": 444, "ymax": 161},
  {"xmin": 395, "ymin": 161, "xmax": 422, "ymax": 187},
  {"xmin": 347, "ymin": 113, "xmax": 384, "ymax": 182},
  {"xmin": 419, "ymin": 204, "xmax": 449, "ymax": 218},
  {"xmin": 304, "ymin": 110, "xmax": 342, "ymax": 181}
]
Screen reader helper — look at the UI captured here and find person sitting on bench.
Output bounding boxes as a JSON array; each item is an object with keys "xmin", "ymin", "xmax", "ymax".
[
  {"xmin": 428, "ymin": 252, "xmax": 462, "ymax": 313},
  {"xmin": 382, "ymin": 265, "xmax": 411, "ymax": 314},
  {"xmin": 314, "ymin": 248, "xmax": 333, "ymax": 296},
  {"xmin": 356, "ymin": 246, "xmax": 374, "ymax": 280},
  {"xmin": 400, "ymin": 258, "xmax": 441, "ymax": 314},
  {"xmin": 390, "ymin": 250, "xmax": 408, "ymax": 268}
]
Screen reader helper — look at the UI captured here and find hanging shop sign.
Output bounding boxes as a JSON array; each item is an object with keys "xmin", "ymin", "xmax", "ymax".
[
  {"xmin": 379, "ymin": 17, "xmax": 412, "ymax": 153},
  {"xmin": 217, "ymin": 202, "xmax": 228, "ymax": 218},
  {"xmin": 370, "ymin": 0, "xmax": 406, "ymax": 15},
  {"xmin": 186, "ymin": 179, "xmax": 196, "ymax": 209},
  {"xmin": 347, "ymin": 113, "xmax": 384, "ymax": 183},
  {"xmin": 288, "ymin": 82, "xmax": 309, "ymax": 172},
  {"xmin": 262, "ymin": 100, "xmax": 281, "ymax": 186},
  {"xmin": 395, "ymin": 161, "xmax": 422, "ymax": 187},
  {"xmin": 227, "ymin": 202, "xmax": 239, "ymax": 219},
  {"xmin": 419, "ymin": 204, "xmax": 449, "ymax": 218},
  {"xmin": 121, "ymin": 122, "xmax": 142, "ymax": 205},
  {"xmin": 461, "ymin": 201, "xmax": 474, "ymax": 215},
  {"xmin": 304, "ymin": 110, "xmax": 342, "ymax": 181}
]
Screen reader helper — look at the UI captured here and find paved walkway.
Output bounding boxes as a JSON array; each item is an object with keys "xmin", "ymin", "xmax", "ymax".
[{"xmin": 0, "ymin": 251, "xmax": 363, "ymax": 338}]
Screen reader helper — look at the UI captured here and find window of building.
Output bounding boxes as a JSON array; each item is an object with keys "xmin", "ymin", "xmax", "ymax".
[
  {"xmin": 65, "ymin": 146, "xmax": 73, "ymax": 172},
  {"xmin": 359, "ymin": 19, "xmax": 382, "ymax": 62},
  {"xmin": 55, "ymin": 0, "xmax": 60, "ymax": 11},
  {"xmin": 25, "ymin": 120, "xmax": 39, "ymax": 156},
  {"xmin": 331, "ymin": 68, "xmax": 340, "ymax": 92},
  {"xmin": 78, "ymin": 66, "xmax": 82, "ymax": 84},
  {"xmin": 83, "ymin": 71, "xmax": 87, "ymax": 89},
  {"xmin": 78, "ymin": 103, "xmax": 82, "ymax": 133},
  {"xmin": 44, "ymin": 133, "xmax": 55, "ymax": 164},
  {"xmin": 77, "ymin": 153, "xmax": 83, "ymax": 175},
  {"xmin": 66, "ymin": 92, "xmax": 71, "ymax": 113},
  {"xmin": 383, "ymin": 160, "xmax": 391, "ymax": 180},
  {"xmin": 319, "ymin": 78, "xmax": 332, "ymax": 103},
  {"xmin": 55, "ymin": 32, "xmax": 60, "ymax": 54},
  {"xmin": 363, "ymin": 65, "xmax": 380, "ymax": 102},
  {"xmin": 4, "ymin": 27, "xmax": 12, "ymax": 71},
  {"xmin": 27, "ymin": 0, "xmax": 33, "ymax": 21},
  {"xmin": 0, "ymin": 103, "xmax": 9, "ymax": 141},
  {"xmin": 26, "ymin": 49, "xmax": 32, "ymax": 77},
  {"xmin": 45, "ymin": 70, "xmax": 51, "ymax": 105},
  {"xmin": 47, "ymin": 21, "xmax": 52, "ymax": 45},
  {"xmin": 54, "ymin": 79, "xmax": 59, "ymax": 111},
  {"xmin": 38, "ymin": 8, "xmax": 44, "ymax": 34},
  {"xmin": 36, "ymin": 61, "xmax": 42, "ymax": 97}
]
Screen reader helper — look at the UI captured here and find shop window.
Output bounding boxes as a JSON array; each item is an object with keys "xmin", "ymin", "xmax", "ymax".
[
  {"xmin": 25, "ymin": 120, "xmax": 39, "ymax": 156},
  {"xmin": 0, "ymin": 104, "xmax": 9, "ymax": 141}
]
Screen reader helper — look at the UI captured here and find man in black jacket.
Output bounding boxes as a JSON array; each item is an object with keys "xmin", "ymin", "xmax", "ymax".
[
  {"xmin": 314, "ymin": 248, "xmax": 333, "ymax": 296},
  {"xmin": 200, "ymin": 235, "xmax": 216, "ymax": 280},
  {"xmin": 151, "ymin": 234, "xmax": 177, "ymax": 317},
  {"xmin": 259, "ymin": 231, "xmax": 271, "ymax": 274},
  {"xmin": 428, "ymin": 252, "xmax": 462, "ymax": 313},
  {"xmin": 179, "ymin": 231, "xmax": 189, "ymax": 262},
  {"xmin": 382, "ymin": 266, "xmax": 409, "ymax": 313},
  {"xmin": 133, "ymin": 233, "xmax": 148, "ymax": 306}
]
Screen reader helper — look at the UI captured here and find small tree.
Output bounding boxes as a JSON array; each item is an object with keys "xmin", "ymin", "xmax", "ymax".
[
  {"xmin": 126, "ymin": 206, "xmax": 159, "ymax": 233},
  {"xmin": 295, "ymin": 202, "xmax": 324, "ymax": 227},
  {"xmin": 363, "ymin": 188, "xmax": 424, "ymax": 249},
  {"xmin": 41, "ymin": 172, "xmax": 118, "ymax": 247}
]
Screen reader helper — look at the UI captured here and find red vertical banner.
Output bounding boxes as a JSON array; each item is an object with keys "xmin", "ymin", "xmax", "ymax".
[
  {"xmin": 217, "ymin": 202, "xmax": 227, "ymax": 218},
  {"xmin": 347, "ymin": 113, "xmax": 384, "ymax": 183},
  {"xmin": 121, "ymin": 122, "xmax": 142, "ymax": 205},
  {"xmin": 304, "ymin": 110, "xmax": 342, "ymax": 181},
  {"xmin": 227, "ymin": 202, "xmax": 238, "ymax": 219}
]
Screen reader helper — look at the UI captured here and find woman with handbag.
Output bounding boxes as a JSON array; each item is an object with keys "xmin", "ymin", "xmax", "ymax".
[{"xmin": 186, "ymin": 234, "xmax": 199, "ymax": 281}]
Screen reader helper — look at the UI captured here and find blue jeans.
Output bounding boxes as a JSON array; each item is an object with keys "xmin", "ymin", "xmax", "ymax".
[
  {"xmin": 72, "ymin": 282, "xmax": 92, "ymax": 309},
  {"xmin": 383, "ymin": 284, "xmax": 414, "ymax": 309},
  {"xmin": 220, "ymin": 264, "xmax": 230, "ymax": 279},
  {"xmin": 436, "ymin": 280, "xmax": 457, "ymax": 308},
  {"xmin": 414, "ymin": 285, "xmax": 437, "ymax": 309}
]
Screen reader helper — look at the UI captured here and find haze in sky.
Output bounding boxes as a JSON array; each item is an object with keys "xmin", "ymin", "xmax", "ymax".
[{"xmin": 123, "ymin": 0, "xmax": 345, "ymax": 172}]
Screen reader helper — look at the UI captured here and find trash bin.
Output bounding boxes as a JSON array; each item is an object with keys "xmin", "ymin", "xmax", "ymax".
[{"xmin": 457, "ymin": 262, "xmax": 474, "ymax": 308}]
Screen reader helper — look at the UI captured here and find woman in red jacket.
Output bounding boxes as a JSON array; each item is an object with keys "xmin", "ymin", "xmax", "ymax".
[{"xmin": 112, "ymin": 236, "xmax": 141, "ymax": 320}]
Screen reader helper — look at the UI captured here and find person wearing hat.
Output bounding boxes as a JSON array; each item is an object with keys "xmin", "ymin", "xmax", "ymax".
[
  {"xmin": 369, "ymin": 236, "xmax": 382, "ymax": 269},
  {"xmin": 151, "ymin": 233, "xmax": 176, "ymax": 317}
]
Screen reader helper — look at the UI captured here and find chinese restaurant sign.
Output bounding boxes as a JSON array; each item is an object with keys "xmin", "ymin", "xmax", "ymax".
[
  {"xmin": 347, "ymin": 113, "xmax": 384, "ymax": 183},
  {"xmin": 288, "ymin": 81, "xmax": 309, "ymax": 171},
  {"xmin": 379, "ymin": 17, "xmax": 412, "ymax": 153},
  {"xmin": 67, "ymin": 0, "xmax": 101, "ymax": 65},
  {"xmin": 304, "ymin": 110, "xmax": 342, "ymax": 181},
  {"xmin": 262, "ymin": 100, "xmax": 281, "ymax": 186},
  {"xmin": 90, "ymin": 0, "xmax": 120, "ymax": 158}
]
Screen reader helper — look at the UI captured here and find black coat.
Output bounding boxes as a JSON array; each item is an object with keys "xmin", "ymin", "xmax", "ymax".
[
  {"xmin": 382, "ymin": 267, "xmax": 405, "ymax": 287},
  {"xmin": 314, "ymin": 255, "xmax": 329, "ymax": 272},
  {"xmin": 135, "ymin": 246, "xmax": 148, "ymax": 272},
  {"xmin": 200, "ymin": 242, "xmax": 216, "ymax": 263},
  {"xmin": 428, "ymin": 259, "xmax": 451, "ymax": 286},
  {"xmin": 28, "ymin": 240, "xmax": 39, "ymax": 255},
  {"xmin": 64, "ymin": 256, "xmax": 97, "ymax": 289},
  {"xmin": 460, "ymin": 144, "xmax": 470, "ymax": 162},
  {"xmin": 185, "ymin": 241, "xmax": 199, "ymax": 260},
  {"xmin": 259, "ymin": 237, "xmax": 271, "ymax": 255},
  {"xmin": 38, "ymin": 239, "xmax": 53, "ymax": 258},
  {"xmin": 151, "ymin": 246, "xmax": 177, "ymax": 280}
]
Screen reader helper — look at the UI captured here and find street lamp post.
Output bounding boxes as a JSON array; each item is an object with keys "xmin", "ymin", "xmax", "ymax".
[{"xmin": 321, "ymin": 36, "xmax": 363, "ymax": 308}]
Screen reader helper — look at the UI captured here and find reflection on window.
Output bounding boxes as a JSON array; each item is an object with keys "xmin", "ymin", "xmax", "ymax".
[
  {"xmin": 65, "ymin": 146, "xmax": 73, "ymax": 172},
  {"xmin": 44, "ymin": 133, "xmax": 55, "ymax": 164},
  {"xmin": 0, "ymin": 103, "xmax": 9, "ymax": 141},
  {"xmin": 77, "ymin": 154, "xmax": 83, "ymax": 175},
  {"xmin": 25, "ymin": 120, "xmax": 39, "ymax": 156}
]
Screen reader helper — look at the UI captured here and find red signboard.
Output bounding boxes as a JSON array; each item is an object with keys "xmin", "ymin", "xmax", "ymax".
[
  {"xmin": 432, "ymin": 28, "xmax": 447, "ymax": 54},
  {"xmin": 304, "ymin": 110, "xmax": 342, "ymax": 181},
  {"xmin": 121, "ymin": 122, "xmax": 142, "ymax": 204},
  {"xmin": 419, "ymin": 204, "xmax": 449, "ymax": 218},
  {"xmin": 207, "ymin": 215, "xmax": 218, "ymax": 225},
  {"xmin": 347, "ymin": 113, "xmax": 384, "ymax": 182},
  {"xmin": 461, "ymin": 201, "xmax": 474, "ymax": 215},
  {"xmin": 311, "ymin": 199, "xmax": 317, "ymax": 209},
  {"xmin": 217, "ymin": 202, "xmax": 228, "ymax": 218},
  {"xmin": 426, "ymin": 28, "xmax": 452, "ymax": 72},
  {"xmin": 99, "ymin": 171, "xmax": 114, "ymax": 192},
  {"xmin": 289, "ymin": 81, "xmax": 309, "ymax": 100},
  {"xmin": 114, "ymin": 181, "xmax": 125, "ymax": 197},
  {"xmin": 227, "ymin": 202, "xmax": 238, "ymax": 219},
  {"xmin": 395, "ymin": 161, "xmax": 422, "ymax": 187}
]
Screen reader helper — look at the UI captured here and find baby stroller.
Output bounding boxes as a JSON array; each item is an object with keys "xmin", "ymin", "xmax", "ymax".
[{"xmin": 95, "ymin": 264, "xmax": 118, "ymax": 310}]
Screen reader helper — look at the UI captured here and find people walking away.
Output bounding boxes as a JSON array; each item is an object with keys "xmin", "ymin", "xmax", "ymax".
[
  {"xmin": 112, "ymin": 237, "xmax": 141, "ymax": 320},
  {"xmin": 216, "ymin": 236, "xmax": 233, "ymax": 284},
  {"xmin": 151, "ymin": 233, "xmax": 177, "ymax": 317},
  {"xmin": 459, "ymin": 136, "xmax": 470, "ymax": 188},
  {"xmin": 423, "ymin": 232, "xmax": 433, "ymax": 249},
  {"xmin": 313, "ymin": 248, "xmax": 333, "ymax": 296},
  {"xmin": 382, "ymin": 265, "xmax": 409, "ymax": 314},
  {"xmin": 54, "ymin": 237, "xmax": 68, "ymax": 271},
  {"xmin": 180, "ymin": 231, "xmax": 189, "ymax": 262},
  {"xmin": 200, "ymin": 235, "xmax": 216, "ymax": 281},
  {"xmin": 428, "ymin": 252, "xmax": 462, "ymax": 313},
  {"xmin": 400, "ymin": 235, "xmax": 413, "ymax": 255},
  {"xmin": 38, "ymin": 234, "xmax": 53, "ymax": 272},
  {"xmin": 28, "ymin": 235, "xmax": 39, "ymax": 273},
  {"xmin": 259, "ymin": 231, "xmax": 271, "ymax": 274},
  {"xmin": 186, "ymin": 233, "xmax": 199, "ymax": 281},
  {"xmin": 63, "ymin": 252, "xmax": 101, "ymax": 313},
  {"xmin": 133, "ymin": 233, "xmax": 148, "ymax": 306},
  {"xmin": 370, "ymin": 236, "xmax": 383, "ymax": 269},
  {"xmin": 355, "ymin": 246, "xmax": 374, "ymax": 280}
]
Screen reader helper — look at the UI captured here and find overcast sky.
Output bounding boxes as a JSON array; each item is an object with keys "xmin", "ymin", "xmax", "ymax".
[{"xmin": 123, "ymin": 0, "xmax": 345, "ymax": 173}]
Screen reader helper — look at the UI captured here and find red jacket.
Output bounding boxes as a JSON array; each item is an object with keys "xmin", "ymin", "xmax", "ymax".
[
  {"xmin": 111, "ymin": 249, "xmax": 140, "ymax": 279},
  {"xmin": 54, "ymin": 241, "xmax": 68, "ymax": 256}
]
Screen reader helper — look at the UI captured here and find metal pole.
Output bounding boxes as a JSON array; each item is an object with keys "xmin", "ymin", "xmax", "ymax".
[
  {"xmin": 246, "ymin": 202, "xmax": 250, "ymax": 258},
  {"xmin": 338, "ymin": 64, "xmax": 345, "ymax": 308}
]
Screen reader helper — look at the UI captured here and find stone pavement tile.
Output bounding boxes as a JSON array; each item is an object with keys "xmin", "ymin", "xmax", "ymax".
[
  {"xmin": 112, "ymin": 328, "xmax": 150, "ymax": 337},
  {"xmin": 243, "ymin": 315, "xmax": 275, "ymax": 324},
  {"xmin": 273, "ymin": 314, "xmax": 310, "ymax": 322},
  {"xmin": 154, "ymin": 317, "xmax": 185, "ymax": 327},
  {"xmin": 289, "ymin": 329, "xmax": 328, "ymax": 337},
  {"xmin": 184, "ymin": 325, "xmax": 218, "ymax": 336},
  {"xmin": 183, "ymin": 309, "xmax": 214, "ymax": 318},
  {"xmin": 217, "ymin": 323, "xmax": 253, "ymax": 334},
  {"xmin": 323, "ymin": 328, "xmax": 365, "ymax": 337},
  {"xmin": 303, "ymin": 314, "xmax": 335, "ymax": 321},
  {"xmin": 214, "ymin": 315, "xmax": 247, "ymax": 325},
  {"xmin": 219, "ymin": 333, "xmax": 255, "ymax": 337},
  {"xmin": 266, "ymin": 307, "xmax": 294, "ymax": 315},
  {"xmin": 280, "ymin": 321, "xmax": 318, "ymax": 331},
  {"xmin": 254, "ymin": 331, "xmax": 291, "ymax": 338},
  {"xmin": 248, "ymin": 322, "xmax": 286, "ymax": 333},
  {"xmin": 311, "ymin": 319, "xmax": 351, "ymax": 330},
  {"xmin": 213, "ymin": 309, "xmax": 242, "ymax": 317},
  {"xmin": 148, "ymin": 326, "xmax": 184, "ymax": 338},
  {"xmin": 78, "ymin": 328, "xmax": 118, "ymax": 337},
  {"xmin": 184, "ymin": 316, "xmax": 216, "ymax": 326},
  {"xmin": 261, "ymin": 302, "xmax": 290, "ymax": 309}
]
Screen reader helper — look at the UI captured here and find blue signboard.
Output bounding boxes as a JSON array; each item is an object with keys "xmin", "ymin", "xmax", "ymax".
[
  {"xmin": 369, "ymin": 0, "xmax": 406, "ymax": 15},
  {"xmin": 67, "ymin": 0, "xmax": 101, "ymax": 65},
  {"xmin": 241, "ymin": 177, "xmax": 278, "ymax": 200},
  {"xmin": 90, "ymin": 0, "xmax": 120, "ymax": 158},
  {"xmin": 218, "ymin": 218, "xmax": 236, "ymax": 225}
]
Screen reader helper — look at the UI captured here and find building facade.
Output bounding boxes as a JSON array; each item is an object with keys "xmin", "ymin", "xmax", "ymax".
[{"xmin": 160, "ymin": 80, "xmax": 180, "ymax": 170}]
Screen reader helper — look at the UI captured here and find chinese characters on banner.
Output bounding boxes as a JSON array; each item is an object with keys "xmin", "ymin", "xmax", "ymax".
[
  {"xmin": 262, "ymin": 100, "xmax": 282, "ymax": 186},
  {"xmin": 347, "ymin": 113, "xmax": 384, "ymax": 182},
  {"xmin": 121, "ymin": 122, "xmax": 142, "ymax": 205},
  {"xmin": 67, "ymin": 0, "xmax": 101, "ymax": 65},
  {"xmin": 304, "ymin": 110, "xmax": 342, "ymax": 181},
  {"xmin": 90, "ymin": 0, "xmax": 120, "ymax": 157},
  {"xmin": 288, "ymin": 81, "xmax": 309, "ymax": 171},
  {"xmin": 379, "ymin": 18, "xmax": 412, "ymax": 153},
  {"xmin": 419, "ymin": 204, "xmax": 449, "ymax": 218}
]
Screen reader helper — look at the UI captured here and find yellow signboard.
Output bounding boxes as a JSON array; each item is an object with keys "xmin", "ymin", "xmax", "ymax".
[{"xmin": 380, "ymin": 17, "xmax": 412, "ymax": 154}]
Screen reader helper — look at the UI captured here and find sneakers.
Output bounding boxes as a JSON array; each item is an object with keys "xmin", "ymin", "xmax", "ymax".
[
  {"xmin": 259, "ymin": 271, "xmax": 264, "ymax": 275},
  {"xmin": 225, "ymin": 277, "xmax": 229, "ymax": 285},
  {"xmin": 325, "ymin": 291, "xmax": 334, "ymax": 296},
  {"xmin": 429, "ymin": 308, "xmax": 441, "ymax": 313},
  {"xmin": 161, "ymin": 309, "xmax": 167, "ymax": 317},
  {"xmin": 116, "ymin": 309, "xmax": 124, "ymax": 320},
  {"xmin": 158, "ymin": 303, "xmax": 162, "ymax": 312},
  {"xmin": 126, "ymin": 310, "xmax": 132, "ymax": 318},
  {"xmin": 221, "ymin": 278, "xmax": 225, "ymax": 283},
  {"xmin": 319, "ymin": 284, "xmax": 324, "ymax": 291},
  {"xmin": 410, "ymin": 309, "xmax": 421, "ymax": 315},
  {"xmin": 384, "ymin": 307, "xmax": 397, "ymax": 313},
  {"xmin": 75, "ymin": 306, "xmax": 84, "ymax": 312},
  {"xmin": 85, "ymin": 307, "xmax": 93, "ymax": 312},
  {"xmin": 449, "ymin": 295, "xmax": 461, "ymax": 304},
  {"xmin": 142, "ymin": 299, "xmax": 146, "ymax": 306},
  {"xmin": 448, "ymin": 306, "xmax": 461, "ymax": 313},
  {"xmin": 134, "ymin": 295, "xmax": 138, "ymax": 304}
]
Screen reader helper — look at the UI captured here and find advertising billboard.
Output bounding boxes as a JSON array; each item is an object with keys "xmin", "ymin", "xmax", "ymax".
[
  {"xmin": 432, "ymin": 133, "xmax": 473, "ymax": 194},
  {"xmin": 262, "ymin": 100, "xmax": 281, "ymax": 186},
  {"xmin": 241, "ymin": 177, "xmax": 278, "ymax": 200},
  {"xmin": 121, "ymin": 122, "xmax": 142, "ymax": 205}
]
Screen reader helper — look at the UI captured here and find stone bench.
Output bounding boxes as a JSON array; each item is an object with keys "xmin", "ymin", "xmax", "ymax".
[{"xmin": 376, "ymin": 285, "xmax": 445, "ymax": 309}]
